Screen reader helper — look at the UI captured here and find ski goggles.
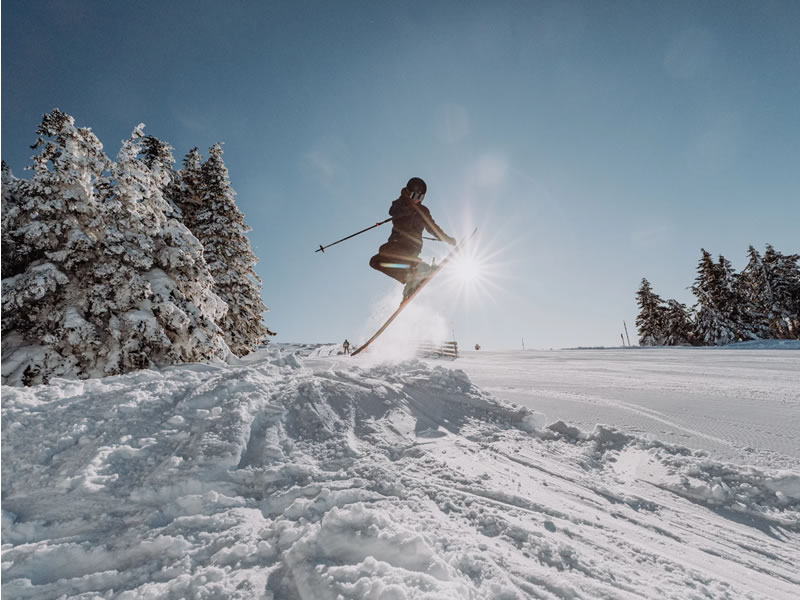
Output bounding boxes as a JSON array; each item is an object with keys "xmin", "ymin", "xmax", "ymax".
[{"xmin": 408, "ymin": 189, "xmax": 425, "ymax": 201}]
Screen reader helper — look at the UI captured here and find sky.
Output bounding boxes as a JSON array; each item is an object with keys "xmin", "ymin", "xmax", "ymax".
[{"xmin": 2, "ymin": 0, "xmax": 799, "ymax": 350}]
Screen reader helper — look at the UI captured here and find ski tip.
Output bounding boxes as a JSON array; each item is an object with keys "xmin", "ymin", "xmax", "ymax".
[{"xmin": 456, "ymin": 228, "xmax": 478, "ymax": 247}]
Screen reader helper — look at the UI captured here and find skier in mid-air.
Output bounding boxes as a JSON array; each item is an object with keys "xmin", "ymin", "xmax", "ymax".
[{"xmin": 369, "ymin": 177, "xmax": 457, "ymax": 299}]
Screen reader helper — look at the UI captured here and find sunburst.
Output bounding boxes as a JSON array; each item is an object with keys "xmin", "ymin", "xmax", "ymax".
[{"xmin": 438, "ymin": 233, "xmax": 506, "ymax": 307}]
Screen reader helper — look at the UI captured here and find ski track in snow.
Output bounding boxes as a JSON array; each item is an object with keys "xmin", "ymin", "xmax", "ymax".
[{"xmin": 2, "ymin": 347, "xmax": 799, "ymax": 599}]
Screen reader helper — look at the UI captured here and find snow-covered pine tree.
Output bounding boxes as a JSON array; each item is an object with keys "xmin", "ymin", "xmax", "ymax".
[
  {"xmin": 2, "ymin": 110, "xmax": 111, "ymax": 383},
  {"xmin": 2, "ymin": 161, "xmax": 24, "ymax": 279},
  {"xmin": 179, "ymin": 147, "xmax": 204, "ymax": 216},
  {"xmin": 97, "ymin": 124, "xmax": 229, "ymax": 374},
  {"xmin": 692, "ymin": 250, "xmax": 733, "ymax": 345},
  {"xmin": 1, "ymin": 112, "xmax": 230, "ymax": 385},
  {"xmin": 635, "ymin": 278, "xmax": 665, "ymax": 346},
  {"xmin": 718, "ymin": 254, "xmax": 760, "ymax": 341},
  {"xmin": 141, "ymin": 134, "xmax": 183, "ymax": 220},
  {"xmin": 661, "ymin": 299, "xmax": 693, "ymax": 346},
  {"xmin": 178, "ymin": 143, "xmax": 274, "ymax": 356},
  {"xmin": 690, "ymin": 250, "xmax": 757, "ymax": 345},
  {"xmin": 762, "ymin": 245, "xmax": 800, "ymax": 338},
  {"xmin": 736, "ymin": 246, "xmax": 776, "ymax": 339}
]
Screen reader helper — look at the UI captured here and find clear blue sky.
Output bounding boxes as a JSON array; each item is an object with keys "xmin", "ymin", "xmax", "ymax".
[{"xmin": 3, "ymin": 0, "xmax": 799, "ymax": 349}]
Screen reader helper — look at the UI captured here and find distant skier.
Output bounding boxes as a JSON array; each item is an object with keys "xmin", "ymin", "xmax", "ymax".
[
  {"xmin": 369, "ymin": 177, "xmax": 456, "ymax": 299},
  {"xmin": 342, "ymin": 339, "xmax": 350, "ymax": 355}
]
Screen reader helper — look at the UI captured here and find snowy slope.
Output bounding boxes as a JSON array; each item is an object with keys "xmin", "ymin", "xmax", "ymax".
[
  {"xmin": 2, "ymin": 348, "xmax": 799, "ymax": 599},
  {"xmin": 435, "ymin": 347, "xmax": 800, "ymax": 469}
]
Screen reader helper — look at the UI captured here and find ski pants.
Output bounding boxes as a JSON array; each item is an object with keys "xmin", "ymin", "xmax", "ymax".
[{"xmin": 369, "ymin": 242, "xmax": 423, "ymax": 284}]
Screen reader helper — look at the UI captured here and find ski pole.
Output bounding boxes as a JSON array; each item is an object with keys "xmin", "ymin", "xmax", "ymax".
[{"xmin": 315, "ymin": 217, "xmax": 392, "ymax": 253}]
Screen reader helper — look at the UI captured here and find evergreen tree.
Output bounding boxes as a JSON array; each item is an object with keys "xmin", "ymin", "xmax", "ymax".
[
  {"xmin": 177, "ymin": 147, "xmax": 205, "ymax": 236},
  {"xmin": 141, "ymin": 135, "xmax": 183, "ymax": 219},
  {"xmin": 636, "ymin": 278, "xmax": 665, "ymax": 346},
  {"xmin": 690, "ymin": 250, "xmax": 756, "ymax": 345},
  {"xmin": 691, "ymin": 250, "xmax": 720, "ymax": 345},
  {"xmin": 3, "ymin": 110, "xmax": 109, "ymax": 280},
  {"xmin": 2, "ymin": 161, "xmax": 24, "ymax": 279},
  {"xmin": 96, "ymin": 125, "xmax": 229, "ymax": 374},
  {"xmin": 180, "ymin": 143, "xmax": 274, "ymax": 356},
  {"xmin": 736, "ymin": 246, "xmax": 775, "ymax": 339},
  {"xmin": 761, "ymin": 245, "xmax": 800, "ymax": 338},
  {"xmin": 661, "ymin": 299, "xmax": 693, "ymax": 346},
  {"xmin": 179, "ymin": 147, "xmax": 204, "ymax": 212},
  {"xmin": 1, "ymin": 112, "xmax": 230, "ymax": 385},
  {"xmin": 718, "ymin": 254, "xmax": 760, "ymax": 341},
  {"xmin": 2, "ymin": 110, "xmax": 111, "ymax": 382}
]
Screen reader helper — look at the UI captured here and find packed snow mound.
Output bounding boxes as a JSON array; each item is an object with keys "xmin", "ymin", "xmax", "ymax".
[
  {"xmin": 1, "ymin": 354, "xmax": 531, "ymax": 599},
  {"xmin": 3, "ymin": 351, "xmax": 799, "ymax": 599}
]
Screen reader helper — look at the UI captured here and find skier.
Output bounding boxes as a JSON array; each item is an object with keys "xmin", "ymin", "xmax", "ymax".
[
  {"xmin": 342, "ymin": 339, "xmax": 350, "ymax": 355},
  {"xmin": 369, "ymin": 177, "xmax": 457, "ymax": 299}
]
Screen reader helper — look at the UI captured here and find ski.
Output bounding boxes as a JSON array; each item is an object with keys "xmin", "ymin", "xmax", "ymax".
[{"xmin": 351, "ymin": 228, "xmax": 478, "ymax": 357}]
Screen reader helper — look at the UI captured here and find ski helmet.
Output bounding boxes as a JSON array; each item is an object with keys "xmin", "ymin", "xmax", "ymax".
[{"xmin": 405, "ymin": 177, "xmax": 427, "ymax": 200}]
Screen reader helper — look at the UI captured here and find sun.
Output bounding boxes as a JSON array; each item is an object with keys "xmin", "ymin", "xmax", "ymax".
[
  {"xmin": 429, "ymin": 226, "xmax": 509, "ymax": 308},
  {"xmin": 451, "ymin": 253, "xmax": 484, "ymax": 283},
  {"xmin": 440, "ymin": 240, "xmax": 495, "ymax": 304}
]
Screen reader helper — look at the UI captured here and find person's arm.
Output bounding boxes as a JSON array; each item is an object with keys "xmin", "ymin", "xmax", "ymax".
[
  {"xmin": 389, "ymin": 198, "xmax": 413, "ymax": 218},
  {"xmin": 418, "ymin": 205, "xmax": 456, "ymax": 245}
]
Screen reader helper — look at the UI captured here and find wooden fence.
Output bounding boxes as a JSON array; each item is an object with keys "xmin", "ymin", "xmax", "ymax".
[{"xmin": 416, "ymin": 340, "xmax": 459, "ymax": 359}]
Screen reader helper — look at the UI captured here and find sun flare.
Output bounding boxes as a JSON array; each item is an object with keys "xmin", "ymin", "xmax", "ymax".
[
  {"xmin": 439, "ymin": 239, "xmax": 498, "ymax": 305},
  {"xmin": 451, "ymin": 254, "xmax": 484, "ymax": 283},
  {"xmin": 427, "ymin": 225, "xmax": 509, "ymax": 309}
]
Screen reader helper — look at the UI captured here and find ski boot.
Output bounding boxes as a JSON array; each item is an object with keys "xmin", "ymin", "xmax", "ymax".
[{"xmin": 403, "ymin": 262, "xmax": 433, "ymax": 300}]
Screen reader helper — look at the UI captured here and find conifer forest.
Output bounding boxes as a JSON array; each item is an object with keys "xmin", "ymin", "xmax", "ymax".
[{"xmin": 636, "ymin": 245, "xmax": 800, "ymax": 346}]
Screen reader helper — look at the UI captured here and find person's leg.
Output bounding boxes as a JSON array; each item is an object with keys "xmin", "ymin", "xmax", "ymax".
[
  {"xmin": 369, "ymin": 243, "xmax": 422, "ymax": 284},
  {"xmin": 401, "ymin": 255, "xmax": 434, "ymax": 299},
  {"xmin": 369, "ymin": 253, "xmax": 410, "ymax": 283}
]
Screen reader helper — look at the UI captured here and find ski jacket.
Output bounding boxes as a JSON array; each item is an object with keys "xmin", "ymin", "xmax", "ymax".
[{"xmin": 386, "ymin": 196, "xmax": 451, "ymax": 250}]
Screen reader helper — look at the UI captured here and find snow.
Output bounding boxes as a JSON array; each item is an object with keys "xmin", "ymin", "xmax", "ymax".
[
  {"xmin": 447, "ymin": 348, "xmax": 800, "ymax": 470},
  {"xmin": 721, "ymin": 339, "xmax": 800, "ymax": 350},
  {"xmin": 2, "ymin": 346, "xmax": 799, "ymax": 599}
]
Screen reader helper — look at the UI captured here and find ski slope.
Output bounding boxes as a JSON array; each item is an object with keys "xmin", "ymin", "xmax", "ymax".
[
  {"xmin": 2, "ymin": 346, "xmax": 799, "ymax": 599},
  {"xmin": 446, "ymin": 347, "xmax": 800, "ymax": 469}
]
